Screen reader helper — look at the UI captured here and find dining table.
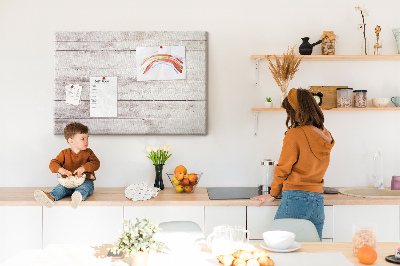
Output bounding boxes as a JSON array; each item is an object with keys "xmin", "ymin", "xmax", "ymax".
[{"xmin": 2, "ymin": 242, "xmax": 399, "ymax": 266}]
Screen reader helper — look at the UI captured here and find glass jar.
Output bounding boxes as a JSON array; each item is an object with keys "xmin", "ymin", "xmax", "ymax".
[
  {"xmin": 258, "ymin": 159, "xmax": 275, "ymax": 195},
  {"xmin": 352, "ymin": 223, "xmax": 377, "ymax": 256},
  {"xmin": 354, "ymin": 90, "xmax": 367, "ymax": 108},
  {"xmin": 337, "ymin": 88, "xmax": 353, "ymax": 108}
]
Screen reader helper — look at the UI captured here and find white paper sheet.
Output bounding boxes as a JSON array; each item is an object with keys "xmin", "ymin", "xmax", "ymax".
[
  {"xmin": 136, "ymin": 46, "xmax": 186, "ymax": 81},
  {"xmin": 65, "ymin": 84, "xmax": 82, "ymax": 106},
  {"xmin": 90, "ymin": 77, "xmax": 118, "ymax": 117},
  {"xmin": 269, "ymin": 252, "xmax": 354, "ymax": 266}
]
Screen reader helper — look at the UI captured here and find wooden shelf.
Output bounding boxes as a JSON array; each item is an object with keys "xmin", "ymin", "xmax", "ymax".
[
  {"xmin": 252, "ymin": 107, "xmax": 400, "ymax": 111},
  {"xmin": 250, "ymin": 55, "xmax": 400, "ymax": 61}
]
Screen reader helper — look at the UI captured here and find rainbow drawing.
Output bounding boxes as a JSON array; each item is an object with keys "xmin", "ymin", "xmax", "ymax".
[{"xmin": 140, "ymin": 54, "xmax": 184, "ymax": 75}]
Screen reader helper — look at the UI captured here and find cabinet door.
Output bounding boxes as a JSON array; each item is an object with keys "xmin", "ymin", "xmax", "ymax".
[
  {"xmin": 247, "ymin": 206, "xmax": 333, "ymax": 240},
  {"xmin": 333, "ymin": 205, "xmax": 399, "ymax": 242},
  {"xmin": 0, "ymin": 206, "xmax": 42, "ymax": 264},
  {"xmin": 124, "ymin": 206, "xmax": 205, "ymax": 232},
  {"xmin": 204, "ymin": 206, "xmax": 246, "ymax": 236},
  {"xmin": 43, "ymin": 206, "xmax": 123, "ymax": 247}
]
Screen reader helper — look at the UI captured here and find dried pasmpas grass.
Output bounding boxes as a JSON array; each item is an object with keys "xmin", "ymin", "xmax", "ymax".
[{"xmin": 266, "ymin": 46, "xmax": 303, "ymax": 96}]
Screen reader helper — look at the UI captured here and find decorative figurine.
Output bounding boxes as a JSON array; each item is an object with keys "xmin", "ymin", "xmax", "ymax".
[{"xmin": 374, "ymin": 25, "xmax": 382, "ymax": 55}]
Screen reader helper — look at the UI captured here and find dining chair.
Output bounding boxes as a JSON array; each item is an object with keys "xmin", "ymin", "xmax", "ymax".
[{"xmin": 267, "ymin": 218, "xmax": 321, "ymax": 242}]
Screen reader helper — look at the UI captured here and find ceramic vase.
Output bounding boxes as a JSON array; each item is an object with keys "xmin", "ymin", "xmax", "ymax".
[
  {"xmin": 154, "ymin": 164, "xmax": 164, "ymax": 190},
  {"xmin": 392, "ymin": 28, "xmax": 400, "ymax": 54},
  {"xmin": 264, "ymin": 101, "xmax": 273, "ymax": 108},
  {"xmin": 130, "ymin": 250, "xmax": 149, "ymax": 266}
]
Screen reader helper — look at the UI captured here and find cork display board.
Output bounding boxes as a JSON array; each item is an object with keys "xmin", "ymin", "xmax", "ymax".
[{"xmin": 54, "ymin": 31, "xmax": 207, "ymax": 135}]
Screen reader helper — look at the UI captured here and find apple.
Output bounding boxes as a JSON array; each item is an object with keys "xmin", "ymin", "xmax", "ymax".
[
  {"xmin": 188, "ymin": 173, "xmax": 198, "ymax": 183},
  {"xmin": 184, "ymin": 185, "xmax": 194, "ymax": 192},
  {"xmin": 175, "ymin": 185, "xmax": 185, "ymax": 193},
  {"xmin": 171, "ymin": 176, "xmax": 181, "ymax": 186},
  {"xmin": 175, "ymin": 172, "xmax": 184, "ymax": 181},
  {"xmin": 181, "ymin": 178, "xmax": 190, "ymax": 186}
]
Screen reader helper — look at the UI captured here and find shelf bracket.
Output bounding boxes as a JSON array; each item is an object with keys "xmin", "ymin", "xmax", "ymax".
[
  {"xmin": 253, "ymin": 111, "xmax": 259, "ymax": 136},
  {"xmin": 254, "ymin": 58, "xmax": 261, "ymax": 85}
]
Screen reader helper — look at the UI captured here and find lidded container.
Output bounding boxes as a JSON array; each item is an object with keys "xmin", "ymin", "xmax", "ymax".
[
  {"xmin": 337, "ymin": 88, "xmax": 353, "ymax": 108},
  {"xmin": 258, "ymin": 159, "xmax": 275, "ymax": 194},
  {"xmin": 354, "ymin": 90, "xmax": 367, "ymax": 108}
]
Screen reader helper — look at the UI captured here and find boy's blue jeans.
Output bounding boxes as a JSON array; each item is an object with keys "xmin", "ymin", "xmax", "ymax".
[
  {"xmin": 50, "ymin": 180, "xmax": 94, "ymax": 201},
  {"xmin": 274, "ymin": 190, "xmax": 324, "ymax": 240}
]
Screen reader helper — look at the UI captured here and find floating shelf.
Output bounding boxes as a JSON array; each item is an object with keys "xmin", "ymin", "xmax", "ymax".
[
  {"xmin": 251, "ymin": 107, "xmax": 400, "ymax": 135},
  {"xmin": 250, "ymin": 55, "xmax": 400, "ymax": 61},
  {"xmin": 252, "ymin": 107, "xmax": 400, "ymax": 111}
]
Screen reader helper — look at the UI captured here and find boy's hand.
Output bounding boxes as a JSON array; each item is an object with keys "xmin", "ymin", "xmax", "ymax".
[
  {"xmin": 58, "ymin": 168, "xmax": 72, "ymax": 177},
  {"xmin": 250, "ymin": 194, "xmax": 275, "ymax": 207},
  {"xmin": 73, "ymin": 166, "xmax": 85, "ymax": 178}
]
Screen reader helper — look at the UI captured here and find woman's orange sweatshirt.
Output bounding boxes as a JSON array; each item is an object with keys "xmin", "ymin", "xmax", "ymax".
[{"xmin": 270, "ymin": 125, "xmax": 335, "ymax": 197}]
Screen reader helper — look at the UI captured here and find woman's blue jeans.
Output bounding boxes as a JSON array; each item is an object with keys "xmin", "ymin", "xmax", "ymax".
[
  {"xmin": 274, "ymin": 190, "xmax": 324, "ymax": 240},
  {"xmin": 50, "ymin": 180, "xmax": 94, "ymax": 201}
]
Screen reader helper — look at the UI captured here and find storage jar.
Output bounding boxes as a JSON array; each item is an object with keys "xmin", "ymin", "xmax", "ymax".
[
  {"xmin": 353, "ymin": 90, "xmax": 367, "ymax": 108},
  {"xmin": 337, "ymin": 88, "xmax": 353, "ymax": 108}
]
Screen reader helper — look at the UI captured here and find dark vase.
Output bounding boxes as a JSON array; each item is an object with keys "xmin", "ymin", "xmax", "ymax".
[
  {"xmin": 299, "ymin": 37, "xmax": 322, "ymax": 55},
  {"xmin": 154, "ymin": 164, "xmax": 164, "ymax": 190}
]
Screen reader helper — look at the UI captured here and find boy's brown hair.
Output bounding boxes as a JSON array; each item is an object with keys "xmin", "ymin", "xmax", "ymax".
[
  {"xmin": 282, "ymin": 88, "xmax": 324, "ymax": 129},
  {"xmin": 64, "ymin": 122, "xmax": 89, "ymax": 141}
]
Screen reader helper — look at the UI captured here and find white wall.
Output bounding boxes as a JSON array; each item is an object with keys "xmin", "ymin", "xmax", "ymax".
[{"xmin": 1, "ymin": 0, "xmax": 400, "ymax": 188}]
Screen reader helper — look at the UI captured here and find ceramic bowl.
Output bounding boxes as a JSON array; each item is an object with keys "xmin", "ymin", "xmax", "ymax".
[
  {"xmin": 372, "ymin": 98, "xmax": 390, "ymax": 107},
  {"xmin": 166, "ymin": 172, "xmax": 202, "ymax": 193},
  {"xmin": 263, "ymin": 230, "xmax": 295, "ymax": 250}
]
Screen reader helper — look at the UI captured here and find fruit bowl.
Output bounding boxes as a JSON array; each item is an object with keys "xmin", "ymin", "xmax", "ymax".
[
  {"xmin": 57, "ymin": 173, "xmax": 86, "ymax": 189},
  {"xmin": 166, "ymin": 172, "xmax": 202, "ymax": 193}
]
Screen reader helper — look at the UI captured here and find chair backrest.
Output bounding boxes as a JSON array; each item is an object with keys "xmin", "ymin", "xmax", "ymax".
[{"xmin": 267, "ymin": 219, "xmax": 320, "ymax": 242}]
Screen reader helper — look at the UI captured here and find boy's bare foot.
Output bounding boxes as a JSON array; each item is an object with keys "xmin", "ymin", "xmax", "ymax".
[
  {"xmin": 71, "ymin": 191, "xmax": 83, "ymax": 209},
  {"xmin": 34, "ymin": 190, "xmax": 54, "ymax": 208}
]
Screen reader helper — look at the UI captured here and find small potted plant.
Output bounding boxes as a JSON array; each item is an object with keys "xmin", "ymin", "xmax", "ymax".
[
  {"xmin": 265, "ymin": 97, "xmax": 273, "ymax": 108},
  {"xmin": 110, "ymin": 218, "xmax": 164, "ymax": 266}
]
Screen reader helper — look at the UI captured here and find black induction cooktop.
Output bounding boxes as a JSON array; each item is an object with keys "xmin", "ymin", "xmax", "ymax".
[{"xmin": 207, "ymin": 187, "xmax": 259, "ymax": 200}]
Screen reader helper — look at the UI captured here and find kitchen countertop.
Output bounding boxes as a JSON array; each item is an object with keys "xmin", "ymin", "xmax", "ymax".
[{"xmin": 1, "ymin": 187, "xmax": 400, "ymax": 206}]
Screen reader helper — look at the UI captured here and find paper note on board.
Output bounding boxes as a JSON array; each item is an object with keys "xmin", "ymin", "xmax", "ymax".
[
  {"xmin": 136, "ymin": 46, "xmax": 186, "ymax": 81},
  {"xmin": 65, "ymin": 84, "xmax": 82, "ymax": 106},
  {"xmin": 90, "ymin": 77, "xmax": 117, "ymax": 117}
]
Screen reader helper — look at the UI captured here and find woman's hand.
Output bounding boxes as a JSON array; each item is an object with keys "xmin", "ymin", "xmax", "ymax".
[{"xmin": 250, "ymin": 194, "xmax": 275, "ymax": 207}]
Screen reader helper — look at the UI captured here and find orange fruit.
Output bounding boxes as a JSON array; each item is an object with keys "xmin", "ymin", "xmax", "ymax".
[
  {"xmin": 357, "ymin": 246, "xmax": 377, "ymax": 264},
  {"xmin": 174, "ymin": 165, "xmax": 187, "ymax": 175}
]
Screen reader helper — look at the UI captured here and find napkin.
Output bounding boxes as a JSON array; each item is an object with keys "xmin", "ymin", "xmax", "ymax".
[{"xmin": 269, "ymin": 252, "xmax": 353, "ymax": 266}]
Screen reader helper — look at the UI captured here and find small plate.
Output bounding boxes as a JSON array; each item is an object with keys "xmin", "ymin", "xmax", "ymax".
[
  {"xmin": 386, "ymin": 255, "xmax": 400, "ymax": 264},
  {"xmin": 260, "ymin": 241, "xmax": 301, "ymax": 253}
]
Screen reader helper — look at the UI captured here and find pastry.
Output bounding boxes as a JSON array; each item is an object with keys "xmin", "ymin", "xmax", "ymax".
[
  {"xmin": 233, "ymin": 258, "xmax": 247, "ymax": 266},
  {"xmin": 251, "ymin": 250, "xmax": 269, "ymax": 260},
  {"xmin": 232, "ymin": 250, "xmax": 253, "ymax": 261},
  {"xmin": 217, "ymin": 254, "xmax": 235, "ymax": 266},
  {"xmin": 246, "ymin": 258, "xmax": 260, "ymax": 266},
  {"xmin": 257, "ymin": 256, "xmax": 275, "ymax": 266}
]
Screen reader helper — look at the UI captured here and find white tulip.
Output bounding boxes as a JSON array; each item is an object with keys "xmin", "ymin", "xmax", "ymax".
[
  {"xmin": 164, "ymin": 145, "xmax": 171, "ymax": 152},
  {"xmin": 155, "ymin": 145, "xmax": 160, "ymax": 151},
  {"xmin": 146, "ymin": 146, "xmax": 152, "ymax": 153},
  {"xmin": 152, "ymin": 146, "xmax": 157, "ymax": 152}
]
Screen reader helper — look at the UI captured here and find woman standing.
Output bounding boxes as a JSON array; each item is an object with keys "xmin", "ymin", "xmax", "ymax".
[{"xmin": 251, "ymin": 88, "xmax": 335, "ymax": 240}]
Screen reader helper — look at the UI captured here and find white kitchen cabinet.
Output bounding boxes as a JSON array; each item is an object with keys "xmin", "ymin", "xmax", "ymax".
[
  {"xmin": 43, "ymin": 206, "xmax": 123, "ymax": 247},
  {"xmin": 204, "ymin": 206, "xmax": 246, "ymax": 236},
  {"xmin": 247, "ymin": 206, "xmax": 333, "ymax": 240},
  {"xmin": 124, "ymin": 206, "xmax": 205, "ymax": 232},
  {"xmin": 333, "ymin": 205, "xmax": 399, "ymax": 242},
  {"xmin": 0, "ymin": 206, "xmax": 42, "ymax": 264}
]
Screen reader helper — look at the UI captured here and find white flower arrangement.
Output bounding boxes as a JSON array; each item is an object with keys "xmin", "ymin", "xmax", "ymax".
[
  {"xmin": 111, "ymin": 219, "xmax": 164, "ymax": 255},
  {"xmin": 146, "ymin": 145, "xmax": 172, "ymax": 165}
]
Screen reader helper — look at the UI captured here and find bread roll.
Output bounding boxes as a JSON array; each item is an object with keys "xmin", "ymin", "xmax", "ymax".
[
  {"xmin": 257, "ymin": 256, "xmax": 275, "ymax": 266},
  {"xmin": 251, "ymin": 250, "xmax": 269, "ymax": 260},
  {"xmin": 246, "ymin": 258, "xmax": 260, "ymax": 266},
  {"xmin": 217, "ymin": 254, "xmax": 235, "ymax": 266},
  {"xmin": 233, "ymin": 258, "xmax": 247, "ymax": 266},
  {"xmin": 232, "ymin": 250, "xmax": 253, "ymax": 261}
]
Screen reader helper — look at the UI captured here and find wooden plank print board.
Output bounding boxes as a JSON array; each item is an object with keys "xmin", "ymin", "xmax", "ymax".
[{"xmin": 54, "ymin": 31, "xmax": 207, "ymax": 135}]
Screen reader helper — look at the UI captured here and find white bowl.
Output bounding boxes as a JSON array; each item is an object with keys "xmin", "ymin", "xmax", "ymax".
[
  {"xmin": 372, "ymin": 98, "xmax": 390, "ymax": 107},
  {"xmin": 263, "ymin": 230, "xmax": 295, "ymax": 250},
  {"xmin": 58, "ymin": 174, "xmax": 86, "ymax": 189}
]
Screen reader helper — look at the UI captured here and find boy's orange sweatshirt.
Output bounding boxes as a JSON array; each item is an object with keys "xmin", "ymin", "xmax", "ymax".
[
  {"xmin": 270, "ymin": 125, "xmax": 335, "ymax": 197},
  {"xmin": 49, "ymin": 148, "xmax": 100, "ymax": 181}
]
